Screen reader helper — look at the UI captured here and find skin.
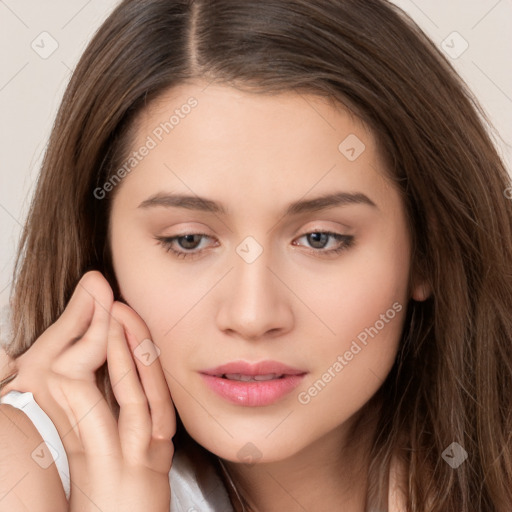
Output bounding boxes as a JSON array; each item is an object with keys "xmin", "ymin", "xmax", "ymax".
[
  {"xmin": 0, "ymin": 274, "xmax": 175, "ymax": 512},
  {"xmin": 108, "ymin": 80, "xmax": 428, "ymax": 511}
]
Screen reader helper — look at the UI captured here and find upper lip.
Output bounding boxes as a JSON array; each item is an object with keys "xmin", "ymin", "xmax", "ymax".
[{"xmin": 201, "ymin": 360, "xmax": 307, "ymax": 377}]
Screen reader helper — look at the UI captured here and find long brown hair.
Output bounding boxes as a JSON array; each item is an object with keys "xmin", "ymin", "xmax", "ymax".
[{"xmin": 3, "ymin": 0, "xmax": 511, "ymax": 510}]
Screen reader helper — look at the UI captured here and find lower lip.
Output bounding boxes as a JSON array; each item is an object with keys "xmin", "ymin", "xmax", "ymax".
[{"xmin": 200, "ymin": 374, "xmax": 306, "ymax": 407}]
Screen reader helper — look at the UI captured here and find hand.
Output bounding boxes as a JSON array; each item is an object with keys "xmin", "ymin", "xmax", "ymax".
[
  {"xmin": 0, "ymin": 347, "xmax": 15, "ymax": 385},
  {"xmin": 0, "ymin": 271, "xmax": 176, "ymax": 511}
]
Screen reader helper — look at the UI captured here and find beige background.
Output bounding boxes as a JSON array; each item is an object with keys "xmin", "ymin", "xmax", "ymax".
[{"xmin": 0, "ymin": 0, "xmax": 511, "ymax": 348}]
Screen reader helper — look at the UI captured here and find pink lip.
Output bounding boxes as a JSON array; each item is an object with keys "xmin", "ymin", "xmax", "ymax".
[{"xmin": 199, "ymin": 360, "xmax": 307, "ymax": 407}]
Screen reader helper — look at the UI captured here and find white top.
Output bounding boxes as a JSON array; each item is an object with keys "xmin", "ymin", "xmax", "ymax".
[{"xmin": 0, "ymin": 390, "xmax": 234, "ymax": 512}]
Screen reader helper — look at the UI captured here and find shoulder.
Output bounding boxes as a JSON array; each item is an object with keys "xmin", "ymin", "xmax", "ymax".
[{"xmin": 0, "ymin": 404, "xmax": 67, "ymax": 512}]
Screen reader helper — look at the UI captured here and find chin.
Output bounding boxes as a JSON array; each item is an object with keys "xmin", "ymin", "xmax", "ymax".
[{"xmin": 185, "ymin": 425, "xmax": 307, "ymax": 466}]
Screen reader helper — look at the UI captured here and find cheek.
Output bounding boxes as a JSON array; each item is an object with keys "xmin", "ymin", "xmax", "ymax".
[
  {"xmin": 289, "ymin": 252, "xmax": 410, "ymax": 436},
  {"xmin": 296, "ymin": 271, "xmax": 407, "ymax": 413},
  {"xmin": 301, "ymin": 233, "xmax": 410, "ymax": 354},
  {"xmin": 110, "ymin": 218, "xmax": 207, "ymax": 338},
  {"xmin": 111, "ymin": 210, "xmax": 411, "ymax": 358},
  {"xmin": 114, "ymin": 263, "xmax": 203, "ymax": 343},
  {"xmin": 290, "ymin": 226, "xmax": 410, "ymax": 412},
  {"xmin": 111, "ymin": 249, "xmax": 223, "ymax": 398}
]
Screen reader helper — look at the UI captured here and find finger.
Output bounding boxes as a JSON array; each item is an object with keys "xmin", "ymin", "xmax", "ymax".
[
  {"xmin": 44, "ymin": 377, "xmax": 88, "ymax": 455},
  {"xmin": 59, "ymin": 271, "xmax": 113, "ymax": 333},
  {"xmin": 1, "ymin": 273, "xmax": 113, "ymax": 396},
  {"xmin": 53, "ymin": 285, "xmax": 113, "ymax": 380},
  {"xmin": 0, "ymin": 276, "xmax": 113, "ymax": 404},
  {"xmin": 14, "ymin": 272, "xmax": 113, "ymax": 369},
  {"xmin": 107, "ymin": 307, "xmax": 152, "ymax": 464},
  {"xmin": 114, "ymin": 303, "xmax": 176, "ymax": 441},
  {"xmin": 1, "ymin": 280, "xmax": 98, "ymax": 392},
  {"xmin": 57, "ymin": 377, "xmax": 121, "ymax": 461}
]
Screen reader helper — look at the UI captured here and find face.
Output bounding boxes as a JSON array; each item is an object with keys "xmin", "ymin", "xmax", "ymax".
[{"xmin": 109, "ymin": 81, "xmax": 422, "ymax": 464}]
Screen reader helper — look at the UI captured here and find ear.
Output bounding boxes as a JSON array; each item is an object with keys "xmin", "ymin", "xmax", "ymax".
[{"xmin": 411, "ymin": 279, "xmax": 431, "ymax": 302}]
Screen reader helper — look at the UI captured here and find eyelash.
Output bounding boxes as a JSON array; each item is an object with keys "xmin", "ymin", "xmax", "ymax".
[{"xmin": 155, "ymin": 231, "xmax": 355, "ymax": 260}]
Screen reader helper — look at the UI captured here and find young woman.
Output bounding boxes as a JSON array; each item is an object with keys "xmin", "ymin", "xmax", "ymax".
[{"xmin": 0, "ymin": 0, "xmax": 511, "ymax": 510}]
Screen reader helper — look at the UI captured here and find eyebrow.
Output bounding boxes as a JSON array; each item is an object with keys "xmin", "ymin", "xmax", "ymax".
[{"xmin": 137, "ymin": 191, "xmax": 377, "ymax": 215}]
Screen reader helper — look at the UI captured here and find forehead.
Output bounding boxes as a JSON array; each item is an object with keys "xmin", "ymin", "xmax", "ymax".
[
  {"xmin": 115, "ymin": 80, "xmax": 396, "ymax": 214},
  {"xmin": 133, "ymin": 80, "xmax": 368, "ymax": 154}
]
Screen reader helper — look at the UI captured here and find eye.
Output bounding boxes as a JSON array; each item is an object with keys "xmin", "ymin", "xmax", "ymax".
[
  {"xmin": 155, "ymin": 230, "xmax": 354, "ymax": 260},
  {"xmin": 155, "ymin": 233, "xmax": 216, "ymax": 259},
  {"xmin": 292, "ymin": 231, "xmax": 354, "ymax": 256}
]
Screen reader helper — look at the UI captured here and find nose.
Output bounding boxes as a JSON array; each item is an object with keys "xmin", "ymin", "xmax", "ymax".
[{"xmin": 215, "ymin": 247, "xmax": 294, "ymax": 342}]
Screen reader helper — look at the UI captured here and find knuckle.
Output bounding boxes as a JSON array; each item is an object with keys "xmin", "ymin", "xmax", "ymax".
[
  {"xmin": 124, "ymin": 394, "xmax": 149, "ymax": 407},
  {"xmin": 110, "ymin": 301, "xmax": 128, "ymax": 322},
  {"xmin": 79, "ymin": 271, "xmax": 114, "ymax": 306},
  {"xmin": 150, "ymin": 398, "xmax": 173, "ymax": 411},
  {"xmin": 111, "ymin": 302, "xmax": 151, "ymax": 339}
]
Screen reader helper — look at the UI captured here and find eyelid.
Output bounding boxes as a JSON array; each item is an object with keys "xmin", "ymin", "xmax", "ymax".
[{"xmin": 295, "ymin": 221, "xmax": 353, "ymax": 236}]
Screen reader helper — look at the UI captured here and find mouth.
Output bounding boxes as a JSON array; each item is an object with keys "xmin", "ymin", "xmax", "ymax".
[
  {"xmin": 200, "ymin": 360, "xmax": 307, "ymax": 407},
  {"xmin": 216, "ymin": 373, "xmax": 288, "ymax": 382},
  {"xmin": 201, "ymin": 359, "xmax": 306, "ymax": 377}
]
